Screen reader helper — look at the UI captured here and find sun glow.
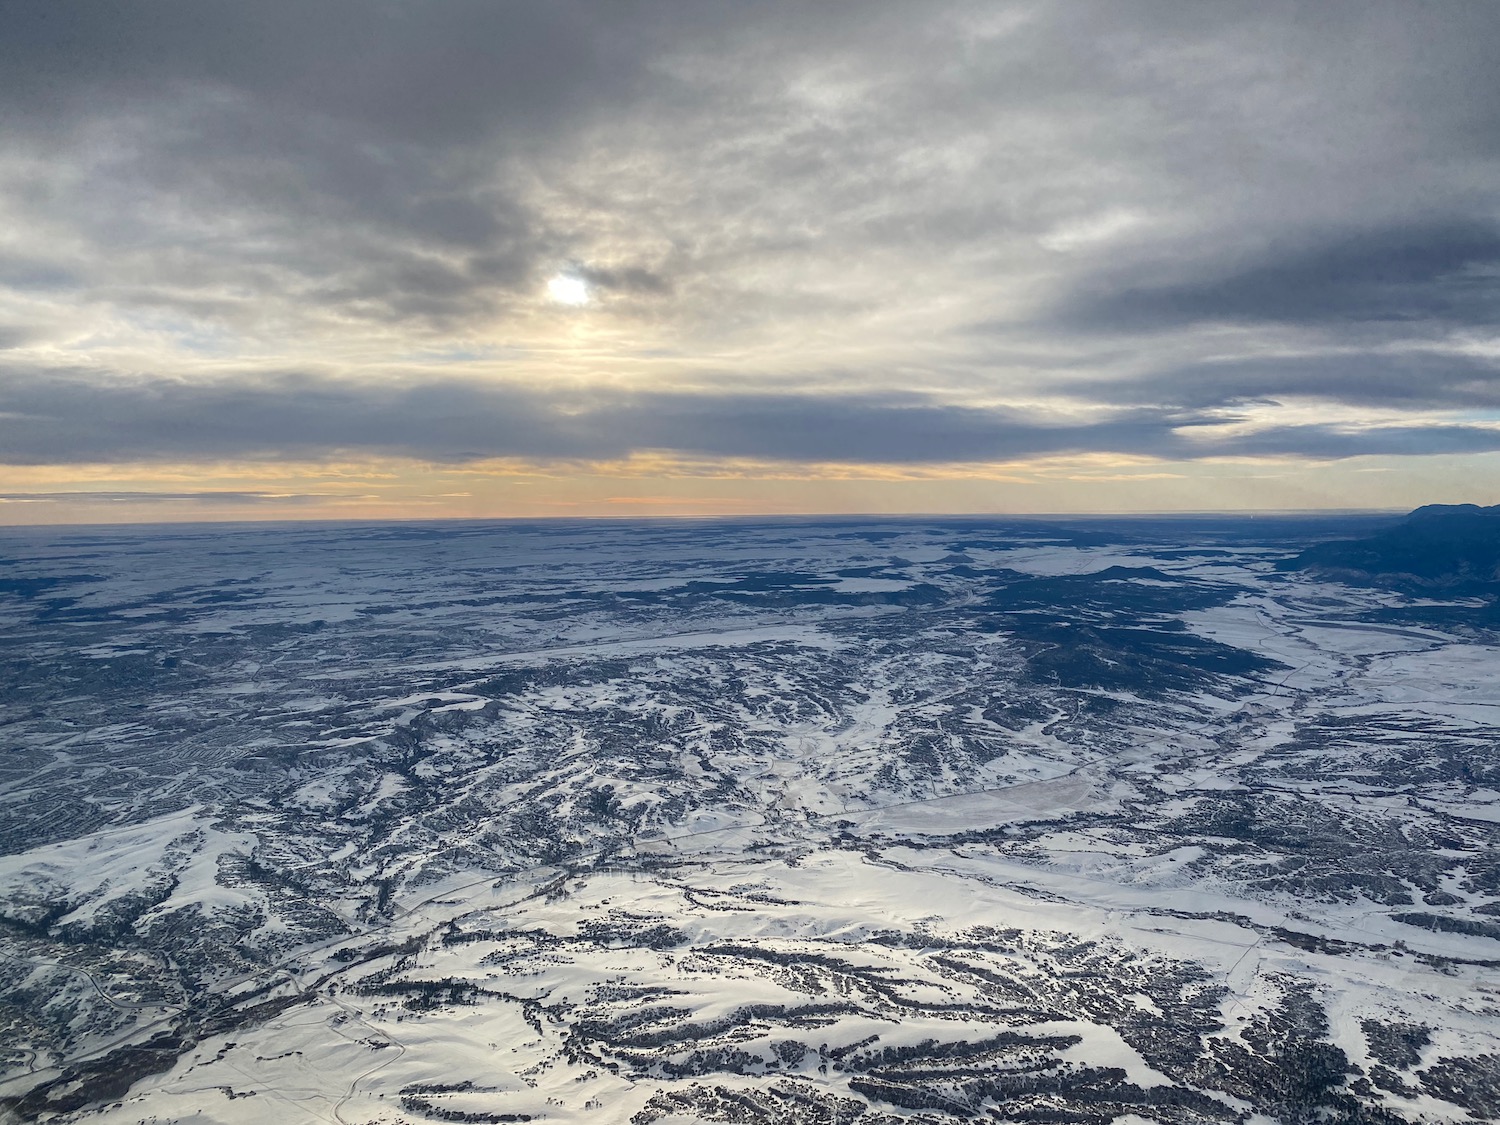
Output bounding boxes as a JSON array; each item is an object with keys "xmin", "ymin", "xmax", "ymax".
[{"xmin": 547, "ymin": 274, "xmax": 590, "ymax": 306}]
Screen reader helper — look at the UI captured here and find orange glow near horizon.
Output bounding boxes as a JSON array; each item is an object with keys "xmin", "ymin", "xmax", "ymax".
[{"xmin": 1, "ymin": 451, "xmax": 1490, "ymax": 526}]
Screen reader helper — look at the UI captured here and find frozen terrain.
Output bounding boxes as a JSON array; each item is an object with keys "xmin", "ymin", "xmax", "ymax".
[{"xmin": 0, "ymin": 515, "xmax": 1497, "ymax": 1124}]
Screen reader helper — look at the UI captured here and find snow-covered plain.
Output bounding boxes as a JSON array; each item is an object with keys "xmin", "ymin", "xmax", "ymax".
[{"xmin": 0, "ymin": 515, "xmax": 1497, "ymax": 1124}]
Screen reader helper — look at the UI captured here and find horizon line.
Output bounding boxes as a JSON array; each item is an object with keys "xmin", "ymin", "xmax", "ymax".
[{"xmin": 0, "ymin": 506, "xmax": 1420, "ymax": 533}]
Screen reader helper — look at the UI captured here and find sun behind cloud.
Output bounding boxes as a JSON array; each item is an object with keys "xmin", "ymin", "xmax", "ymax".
[
  {"xmin": 547, "ymin": 274, "xmax": 590, "ymax": 306},
  {"xmin": 2, "ymin": 4, "xmax": 1499, "ymax": 523}
]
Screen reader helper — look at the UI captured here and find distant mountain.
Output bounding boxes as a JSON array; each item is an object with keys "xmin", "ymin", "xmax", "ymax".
[{"xmin": 1281, "ymin": 503, "xmax": 1500, "ymax": 593}]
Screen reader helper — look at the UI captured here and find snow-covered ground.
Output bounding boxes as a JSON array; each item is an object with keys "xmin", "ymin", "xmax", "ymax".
[{"xmin": 0, "ymin": 516, "xmax": 1497, "ymax": 1123}]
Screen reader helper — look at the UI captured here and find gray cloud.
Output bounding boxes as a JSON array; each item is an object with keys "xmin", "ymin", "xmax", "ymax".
[
  {"xmin": 4, "ymin": 368, "xmax": 1497, "ymax": 468},
  {"xmin": 1202, "ymin": 424, "xmax": 1500, "ymax": 460},
  {"xmin": 0, "ymin": 368, "xmax": 1164, "ymax": 464},
  {"xmin": 0, "ymin": 1, "xmax": 667, "ymax": 328},
  {"xmin": 1070, "ymin": 351, "xmax": 1500, "ymax": 413},
  {"xmin": 0, "ymin": 1, "xmax": 650, "ymax": 141},
  {"xmin": 1055, "ymin": 222, "xmax": 1500, "ymax": 335},
  {"xmin": 3, "ymin": 2, "xmax": 1500, "ymax": 465}
]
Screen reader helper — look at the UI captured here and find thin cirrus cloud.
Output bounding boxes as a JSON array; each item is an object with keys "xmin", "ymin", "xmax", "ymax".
[
  {"xmin": 1, "ymin": 1, "xmax": 1500, "ymax": 501},
  {"xmin": 0, "ymin": 491, "xmax": 325, "ymax": 506}
]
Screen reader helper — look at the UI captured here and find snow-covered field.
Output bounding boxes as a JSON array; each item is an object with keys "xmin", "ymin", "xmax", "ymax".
[{"xmin": 0, "ymin": 516, "xmax": 1496, "ymax": 1123}]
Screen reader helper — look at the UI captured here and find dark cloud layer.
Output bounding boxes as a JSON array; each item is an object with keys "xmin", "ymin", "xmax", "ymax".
[
  {"xmin": 1058, "ymin": 222, "xmax": 1500, "ymax": 334},
  {"xmin": 3, "ymin": 2, "xmax": 1500, "ymax": 470},
  {"xmin": 1075, "ymin": 351, "xmax": 1500, "ymax": 413},
  {"xmin": 0, "ymin": 1, "xmax": 649, "ymax": 142},
  {"xmin": 5, "ymin": 369, "xmax": 1499, "ymax": 468}
]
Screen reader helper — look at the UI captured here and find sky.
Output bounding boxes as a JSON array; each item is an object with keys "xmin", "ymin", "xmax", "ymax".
[{"xmin": 2, "ymin": 1, "xmax": 1500, "ymax": 523}]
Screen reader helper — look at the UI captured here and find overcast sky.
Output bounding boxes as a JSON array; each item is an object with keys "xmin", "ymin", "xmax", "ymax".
[{"xmin": 3, "ymin": 1, "xmax": 1499, "ymax": 521}]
